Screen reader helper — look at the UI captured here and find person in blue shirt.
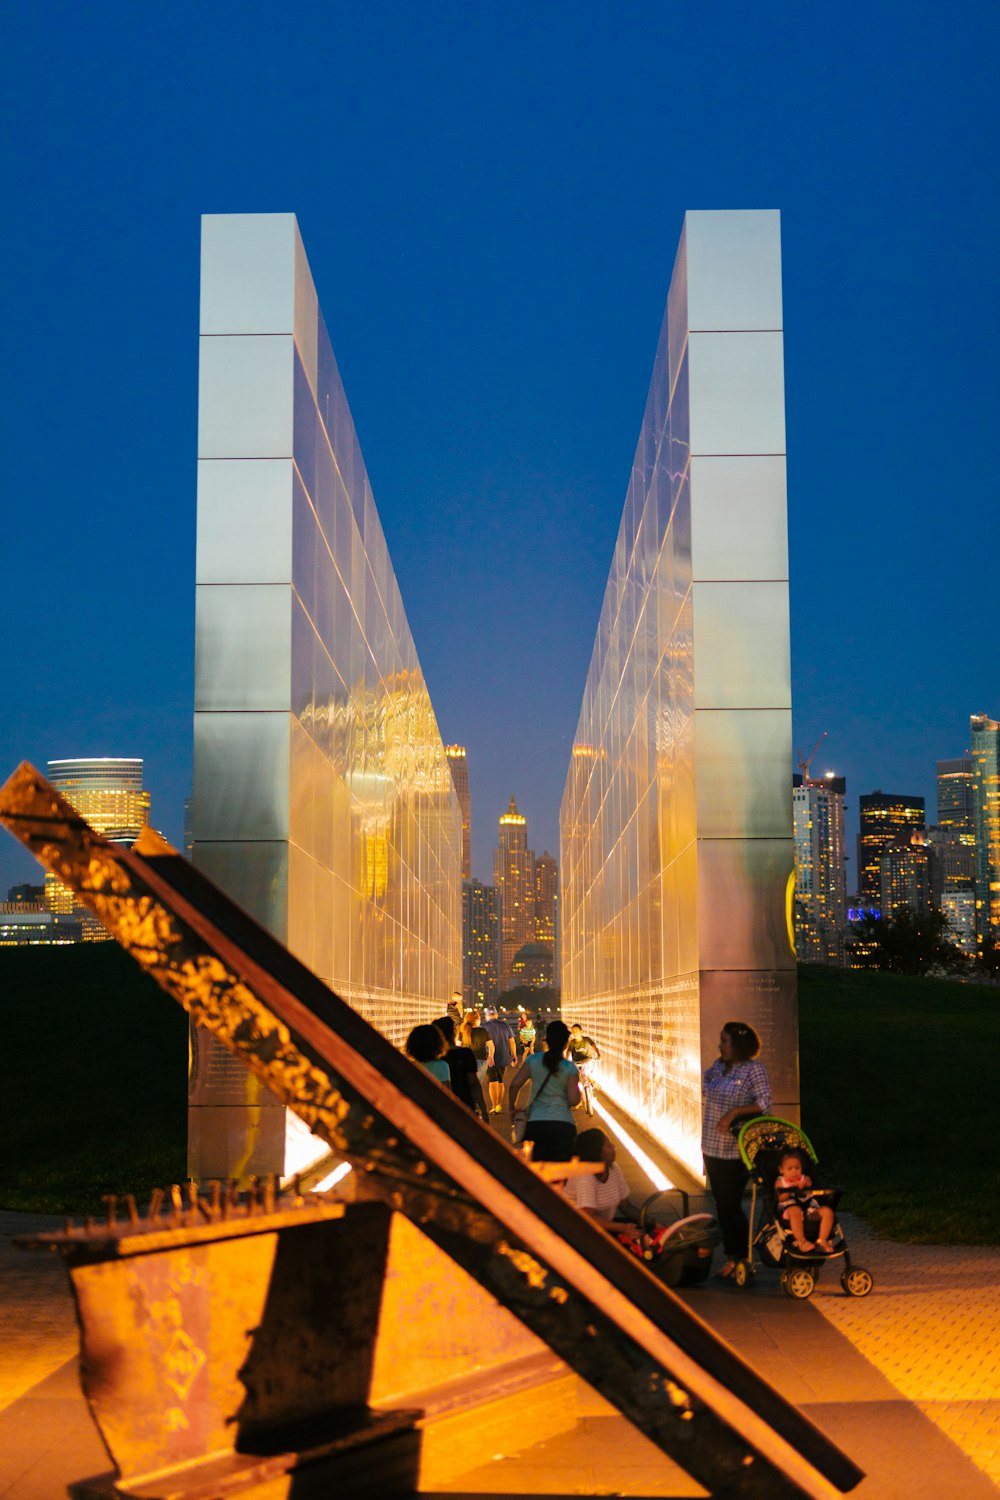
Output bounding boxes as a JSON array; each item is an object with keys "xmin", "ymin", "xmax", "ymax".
[
  {"xmin": 405, "ymin": 1023, "xmax": 451, "ymax": 1087},
  {"xmin": 508, "ymin": 1020, "xmax": 581, "ymax": 1161}
]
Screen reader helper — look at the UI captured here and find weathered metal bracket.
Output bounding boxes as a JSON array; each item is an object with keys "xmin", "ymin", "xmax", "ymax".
[
  {"xmin": 0, "ymin": 763, "xmax": 863, "ymax": 1499},
  {"xmin": 21, "ymin": 1197, "xmax": 420, "ymax": 1499}
]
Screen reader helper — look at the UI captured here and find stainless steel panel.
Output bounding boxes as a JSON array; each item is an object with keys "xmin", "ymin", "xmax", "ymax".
[
  {"xmin": 195, "ymin": 584, "xmax": 291, "ymax": 711},
  {"xmin": 685, "ymin": 210, "xmax": 783, "ymax": 333},
  {"xmin": 192, "ymin": 712, "xmax": 289, "ymax": 841},
  {"xmin": 690, "ymin": 456, "xmax": 788, "ymax": 582},
  {"xmin": 691, "ymin": 582, "xmax": 791, "ymax": 709},
  {"xmin": 198, "ymin": 335, "xmax": 295, "ymax": 459},
  {"xmin": 697, "ymin": 839, "xmax": 796, "ymax": 972},
  {"xmin": 287, "ymin": 841, "xmax": 315, "ymax": 972},
  {"xmin": 196, "ymin": 459, "xmax": 294, "ymax": 584},
  {"xmin": 293, "ymin": 222, "xmax": 319, "ymax": 394},
  {"xmin": 698, "ymin": 967, "xmax": 799, "ymax": 1110},
  {"xmin": 200, "ymin": 214, "xmax": 296, "ymax": 336},
  {"xmin": 186, "ymin": 1103, "xmax": 288, "ymax": 1181},
  {"xmin": 694, "ymin": 709, "xmax": 793, "ymax": 838},
  {"xmin": 191, "ymin": 840, "xmax": 288, "ymax": 940},
  {"xmin": 687, "ymin": 333, "xmax": 786, "ymax": 457}
]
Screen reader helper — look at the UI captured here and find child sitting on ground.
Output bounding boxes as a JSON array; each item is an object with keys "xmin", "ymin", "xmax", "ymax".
[{"xmin": 775, "ymin": 1149, "xmax": 836, "ymax": 1253}]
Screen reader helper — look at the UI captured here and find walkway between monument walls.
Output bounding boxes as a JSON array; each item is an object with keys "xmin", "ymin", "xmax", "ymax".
[{"xmin": 3, "ymin": 1125, "xmax": 998, "ymax": 1498}]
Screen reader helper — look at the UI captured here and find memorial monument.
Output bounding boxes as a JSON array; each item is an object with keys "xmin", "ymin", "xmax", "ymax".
[
  {"xmin": 192, "ymin": 214, "xmax": 462, "ymax": 1179},
  {"xmin": 561, "ymin": 211, "xmax": 796, "ymax": 1177}
]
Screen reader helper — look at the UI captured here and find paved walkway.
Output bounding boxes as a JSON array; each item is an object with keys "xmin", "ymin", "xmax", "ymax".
[{"xmin": 2, "ymin": 1107, "xmax": 999, "ymax": 1497}]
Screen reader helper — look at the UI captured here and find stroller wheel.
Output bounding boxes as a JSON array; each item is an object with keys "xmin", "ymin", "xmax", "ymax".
[
  {"xmin": 841, "ymin": 1267, "xmax": 874, "ymax": 1298},
  {"xmin": 781, "ymin": 1268, "xmax": 815, "ymax": 1299},
  {"xmin": 733, "ymin": 1258, "xmax": 752, "ymax": 1288}
]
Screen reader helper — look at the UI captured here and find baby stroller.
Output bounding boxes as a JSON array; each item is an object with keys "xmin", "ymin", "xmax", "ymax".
[
  {"xmin": 613, "ymin": 1188, "xmax": 723, "ymax": 1288},
  {"xmin": 729, "ymin": 1116, "xmax": 874, "ymax": 1300}
]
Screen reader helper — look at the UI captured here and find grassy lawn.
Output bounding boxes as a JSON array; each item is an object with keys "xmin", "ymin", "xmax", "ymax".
[
  {"xmin": 2, "ymin": 944, "xmax": 998, "ymax": 1244},
  {"xmin": 0, "ymin": 943, "xmax": 187, "ymax": 1213},
  {"xmin": 798, "ymin": 965, "xmax": 1000, "ymax": 1246}
]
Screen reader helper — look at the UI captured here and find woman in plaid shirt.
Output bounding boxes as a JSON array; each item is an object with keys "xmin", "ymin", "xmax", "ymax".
[{"xmin": 702, "ymin": 1021, "xmax": 772, "ymax": 1279}]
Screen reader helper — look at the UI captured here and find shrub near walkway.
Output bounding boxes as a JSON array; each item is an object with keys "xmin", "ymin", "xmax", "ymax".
[
  {"xmin": 0, "ymin": 943, "xmax": 186, "ymax": 1213},
  {"xmin": 797, "ymin": 965, "xmax": 1000, "ymax": 1246}
]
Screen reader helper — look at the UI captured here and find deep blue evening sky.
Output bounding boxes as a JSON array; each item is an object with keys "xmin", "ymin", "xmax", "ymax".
[{"xmin": 2, "ymin": 1, "xmax": 997, "ymax": 895}]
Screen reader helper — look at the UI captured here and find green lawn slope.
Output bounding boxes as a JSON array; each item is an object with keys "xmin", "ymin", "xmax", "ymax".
[
  {"xmin": 2, "ymin": 946, "xmax": 997, "ymax": 1243},
  {"xmin": 798, "ymin": 964, "xmax": 1000, "ymax": 1245},
  {"xmin": 0, "ymin": 943, "xmax": 187, "ymax": 1212}
]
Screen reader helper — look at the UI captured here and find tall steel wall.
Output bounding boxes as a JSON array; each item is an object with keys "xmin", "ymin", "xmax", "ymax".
[
  {"xmin": 192, "ymin": 213, "xmax": 462, "ymax": 1178},
  {"xmin": 560, "ymin": 211, "xmax": 796, "ymax": 1177}
]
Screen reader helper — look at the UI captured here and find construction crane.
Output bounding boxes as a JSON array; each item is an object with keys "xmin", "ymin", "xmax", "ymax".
[{"xmin": 796, "ymin": 731, "xmax": 828, "ymax": 784}]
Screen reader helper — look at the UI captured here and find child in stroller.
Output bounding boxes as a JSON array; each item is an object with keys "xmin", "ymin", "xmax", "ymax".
[
  {"xmin": 729, "ymin": 1116, "xmax": 874, "ymax": 1300},
  {"xmin": 775, "ymin": 1148, "xmax": 836, "ymax": 1253}
]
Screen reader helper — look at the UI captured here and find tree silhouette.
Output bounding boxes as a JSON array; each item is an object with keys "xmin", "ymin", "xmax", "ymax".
[{"xmin": 845, "ymin": 907, "xmax": 967, "ymax": 976}]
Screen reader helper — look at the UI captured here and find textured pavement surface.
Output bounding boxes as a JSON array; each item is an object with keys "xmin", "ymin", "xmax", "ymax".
[{"xmin": 2, "ymin": 1125, "xmax": 999, "ymax": 1498}]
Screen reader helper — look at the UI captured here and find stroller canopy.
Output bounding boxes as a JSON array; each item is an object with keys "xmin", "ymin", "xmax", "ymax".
[{"xmin": 737, "ymin": 1115, "xmax": 817, "ymax": 1172}]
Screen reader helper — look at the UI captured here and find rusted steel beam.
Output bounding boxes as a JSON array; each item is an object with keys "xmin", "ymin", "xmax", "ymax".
[{"xmin": 0, "ymin": 763, "xmax": 863, "ymax": 1499}]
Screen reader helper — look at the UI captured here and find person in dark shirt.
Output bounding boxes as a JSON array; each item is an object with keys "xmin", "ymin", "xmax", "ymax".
[
  {"xmin": 483, "ymin": 1007, "xmax": 517, "ymax": 1114},
  {"xmin": 569, "ymin": 1024, "xmax": 601, "ymax": 1063},
  {"xmin": 434, "ymin": 1015, "xmax": 489, "ymax": 1121}
]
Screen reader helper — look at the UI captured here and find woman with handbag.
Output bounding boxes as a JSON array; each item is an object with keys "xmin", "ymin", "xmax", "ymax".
[{"xmin": 508, "ymin": 1020, "xmax": 581, "ymax": 1161}]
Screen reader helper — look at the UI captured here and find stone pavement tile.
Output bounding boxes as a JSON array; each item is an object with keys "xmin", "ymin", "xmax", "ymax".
[
  {"xmin": 0, "ymin": 1213, "xmax": 79, "ymax": 1412},
  {"xmin": 0, "ymin": 1361, "xmax": 110, "ymax": 1500},
  {"xmin": 436, "ymin": 1411, "xmax": 706, "ymax": 1496},
  {"xmin": 812, "ymin": 1218, "xmax": 1000, "ymax": 1488},
  {"xmin": 800, "ymin": 1399, "xmax": 1000, "ymax": 1500}
]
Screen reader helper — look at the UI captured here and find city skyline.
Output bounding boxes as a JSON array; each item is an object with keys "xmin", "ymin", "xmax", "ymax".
[{"xmin": 2, "ymin": 3, "xmax": 998, "ymax": 896}]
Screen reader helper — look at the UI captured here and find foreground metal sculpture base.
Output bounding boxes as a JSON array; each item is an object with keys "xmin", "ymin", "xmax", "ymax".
[{"xmin": 0, "ymin": 763, "xmax": 862, "ymax": 1499}]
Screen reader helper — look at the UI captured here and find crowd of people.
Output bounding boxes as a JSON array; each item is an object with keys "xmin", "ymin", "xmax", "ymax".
[{"xmin": 404, "ymin": 1005, "xmax": 778, "ymax": 1280}]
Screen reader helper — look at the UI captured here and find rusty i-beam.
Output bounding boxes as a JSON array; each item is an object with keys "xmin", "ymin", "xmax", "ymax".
[{"xmin": 0, "ymin": 763, "xmax": 863, "ymax": 1500}]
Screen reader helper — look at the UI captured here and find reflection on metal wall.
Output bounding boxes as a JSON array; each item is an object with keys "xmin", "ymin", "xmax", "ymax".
[
  {"xmin": 560, "ymin": 212, "xmax": 797, "ymax": 1177},
  {"xmin": 192, "ymin": 214, "xmax": 461, "ymax": 1176}
]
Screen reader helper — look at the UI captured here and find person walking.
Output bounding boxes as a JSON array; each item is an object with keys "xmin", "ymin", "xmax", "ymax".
[
  {"xmin": 701, "ymin": 1020, "xmax": 772, "ymax": 1280},
  {"xmin": 508, "ymin": 1020, "xmax": 581, "ymax": 1161},
  {"xmin": 460, "ymin": 1008, "xmax": 491, "ymax": 1088},
  {"xmin": 483, "ymin": 1007, "xmax": 516, "ymax": 1115},
  {"xmin": 434, "ymin": 1015, "xmax": 489, "ymax": 1121}
]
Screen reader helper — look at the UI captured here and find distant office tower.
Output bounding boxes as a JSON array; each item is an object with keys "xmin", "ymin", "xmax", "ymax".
[
  {"xmin": 926, "ymin": 825, "xmax": 976, "ymax": 908},
  {"xmin": 879, "ymin": 838, "xmax": 930, "ymax": 918},
  {"xmin": 970, "ymin": 713, "xmax": 1000, "ymax": 946},
  {"xmin": 462, "ymin": 878, "xmax": 500, "ymax": 1008},
  {"xmin": 857, "ymin": 791, "xmax": 925, "ymax": 906},
  {"xmin": 941, "ymin": 889, "xmax": 977, "ymax": 955},
  {"xmin": 0, "ymin": 902, "xmax": 81, "ymax": 945},
  {"xmin": 494, "ymin": 796, "xmax": 534, "ymax": 992},
  {"xmin": 792, "ymin": 773, "xmax": 847, "ymax": 963},
  {"xmin": 534, "ymin": 853, "xmax": 558, "ymax": 945},
  {"xmin": 937, "ymin": 757, "xmax": 975, "ymax": 836},
  {"xmin": 45, "ymin": 758, "xmax": 151, "ymax": 939},
  {"xmin": 446, "ymin": 746, "xmax": 472, "ymax": 883},
  {"xmin": 534, "ymin": 850, "xmax": 559, "ymax": 987}
]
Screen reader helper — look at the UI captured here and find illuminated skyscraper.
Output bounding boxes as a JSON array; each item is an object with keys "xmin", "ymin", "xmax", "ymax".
[
  {"xmin": 45, "ymin": 758, "xmax": 151, "ymax": 939},
  {"xmin": 937, "ymin": 756, "xmax": 975, "ymax": 836},
  {"xmin": 970, "ymin": 713, "xmax": 1000, "ymax": 946},
  {"xmin": 792, "ymin": 773, "xmax": 846, "ymax": 963},
  {"xmin": 533, "ymin": 851, "xmax": 559, "ymax": 983},
  {"xmin": 445, "ymin": 745, "xmax": 471, "ymax": 883},
  {"xmin": 462, "ymin": 878, "xmax": 500, "ymax": 1008},
  {"xmin": 856, "ymin": 791, "xmax": 925, "ymax": 906},
  {"xmin": 879, "ymin": 838, "xmax": 930, "ymax": 918},
  {"xmin": 494, "ymin": 796, "xmax": 534, "ymax": 992}
]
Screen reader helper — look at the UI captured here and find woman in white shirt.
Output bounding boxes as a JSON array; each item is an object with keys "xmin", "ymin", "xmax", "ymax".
[{"xmin": 564, "ymin": 1127, "xmax": 634, "ymax": 1229}]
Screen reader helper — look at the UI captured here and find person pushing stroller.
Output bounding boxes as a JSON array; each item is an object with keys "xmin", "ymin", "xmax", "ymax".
[{"xmin": 774, "ymin": 1149, "xmax": 836, "ymax": 1254}]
